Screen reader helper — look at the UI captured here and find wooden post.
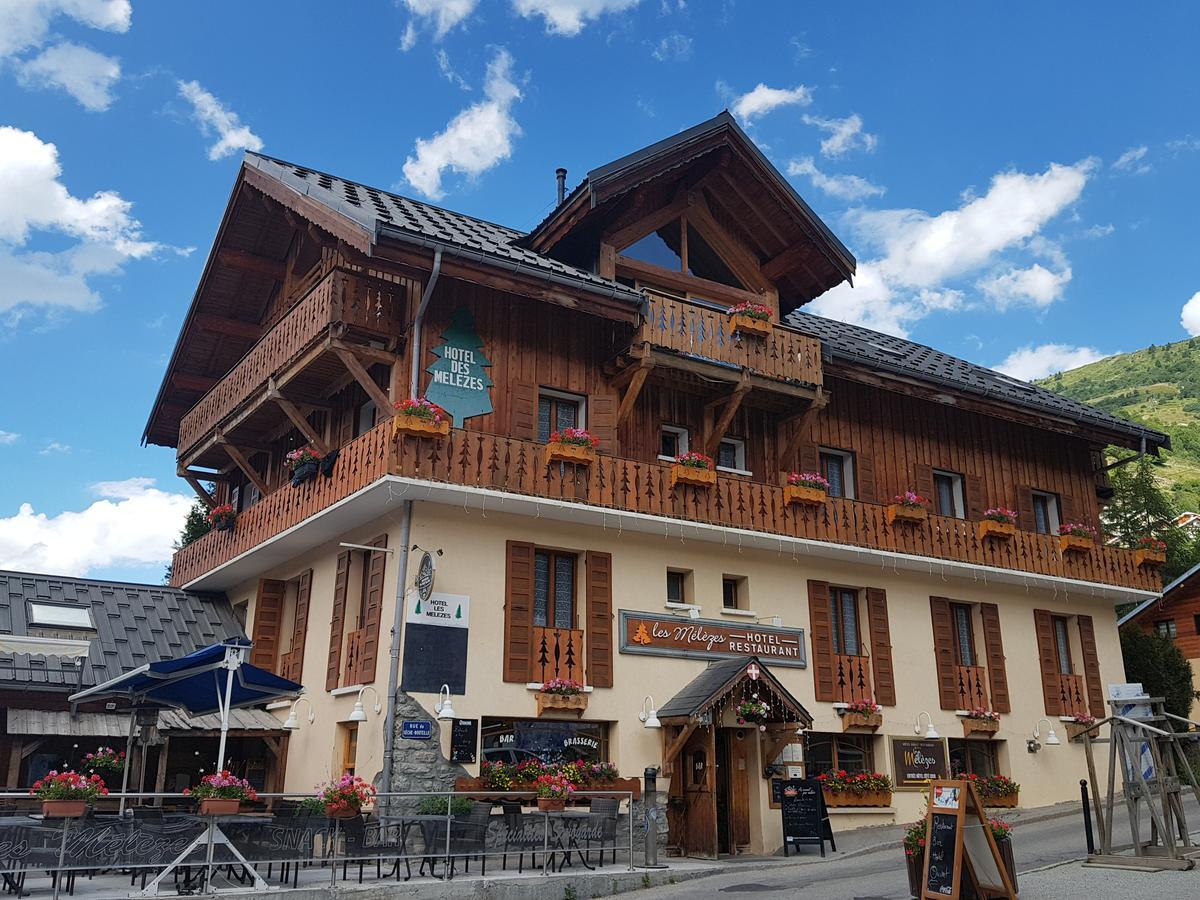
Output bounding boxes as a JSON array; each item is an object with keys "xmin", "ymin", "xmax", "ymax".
[
  {"xmin": 6, "ymin": 739, "xmax": 22, "ymax": 789},
  {"xmin": 153, "ymin": 735, "xmax": 171, "ymax": 807}
]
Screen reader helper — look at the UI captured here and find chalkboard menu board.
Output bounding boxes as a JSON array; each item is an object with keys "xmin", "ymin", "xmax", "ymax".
[
  {"xmin": 778, "ymin": 778, "xmax": 833, "ymax": 857},
  {"xmin": 924, "ymin": 812, "xmax": 958, "ymax": 896},
  {"xmin": 450, "ymin": 718, "xmax": 478, "ymax": 764}
]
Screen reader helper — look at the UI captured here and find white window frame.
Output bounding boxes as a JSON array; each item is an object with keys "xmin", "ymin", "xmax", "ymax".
[
  {"xmin": 716, "ymin": 437, "xmax": 750, "ymax": 475},
  {"xmin": 538, "ymin": 388, "xmax": 587, "ymax": 437},
  {"xmin": 28, "ymin": 602, "xmax": 93, "ymax": 630},
  {"xmin": 658, "ymin": 425, "xmax": 690, "ymax": 462},
  {"xmin": 933, "ymin": 469, "xmax": 966, "ymax": 519},
  {"xmin": 1032, "ymin": 490, "xmax": 1061, "ymax": 535},
  {"xmin": 818, "ymin": 447, "xmax": 856, "ymax": 499}
]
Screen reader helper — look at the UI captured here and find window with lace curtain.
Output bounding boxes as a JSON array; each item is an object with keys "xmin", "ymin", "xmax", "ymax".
[
  {"xmin": 534, "ymin": 549, "xmax": 576, "ymax": 629},
  {"xmin": 829, "ymin": 587, "xmax": 861, "ymax": 656}
]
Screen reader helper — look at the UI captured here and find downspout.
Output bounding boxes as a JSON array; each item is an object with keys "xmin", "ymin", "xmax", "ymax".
[{"xmin": 381, "ymin": 247, "xmax": 442, "ymax": 795}]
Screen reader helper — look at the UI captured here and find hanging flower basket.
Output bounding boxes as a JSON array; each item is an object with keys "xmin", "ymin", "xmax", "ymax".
[
  {"xmin": 727, "ymin": 302, "xmax": 773, "ymax": 338},
  {"xmin": 887, "ymin": 492, "xmax": 929, "ymax": 525},
  {"xmin": 671, "ymin": 452, "xmax": 716, "ymax": 488},
  {"xmin": 536, "ymin": 692, "xmax": 588, "ymax": 717},
  {"xmin": 544, "ymin": 428, "xmax": 598, "ymax": 466},
  {"xmin": 286, "ymin": 447, "xmax": 321, "ymax": 485},
  {"xmin": 206, "ymin": 504, "xmax": 236, "ymax": 533}
]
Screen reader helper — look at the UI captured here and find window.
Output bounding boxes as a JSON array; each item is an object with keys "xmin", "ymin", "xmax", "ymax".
[
  {"xmin": 819, "ymin": 448, "xmax": 855, "ymax": 499},
  {"xmin": 537, "ymin": 389, "xmax": 585, "ymax": 443},
  {"xmin": 534, "ymin": 549, "xmax": 576, "ymax": 629},
  {"xmin": 481, "ymin": 718, "xmax": 608, "ymax": 765},
  {"xmin": 1156, "ymin": 619, "xmax": 1178, "ymax": 640},
  {"xmin": 354, "ymin": 398, "xmax": 377, "ymax": 438},
  {"xmin": 829, "ymin": 587, "xmax": 861, "ymax": 656},
  {"xmin": 622, "ymin": 220, "xmax": 682, "ymax": 270},
  {"xmin": 1194, "ymin": 614, "xmax": 1200, "ymax": 635},
  {"xmin": 1052, "ymin": 616, "xmax": 1074, "ymax": 675},
  {"xmin": 659, "ymin": 425, "xmax": 689, "ymax": 461},
  {"xmin": 716, "ymin": 438, "xmax": 747, "ymax": 473},
  {"xmin": 951, "ymin": 603, "xmax": 976, "ymax": 667},
  {"xmin": 28, "ymin": 603, "xmax": 93, "ymax": 630},
  {"xmin": 933, "ymin": 470, "xmax": 965, "ymax": 519},
  {"xmin": 666, "ymin": 570, "xmax": 688, "ymax": 604},
  {"xmin": 234, "ymin": 601, "xmax": 248, "ymax": 630},
  {"xmin": 948, "ymin": 739, "xmax": 998, "ymax": 777},
  {"xmin": 340, "ymin": 723, "xmax": 358, "ymax": 776},
  {"xmin": 685, "ymin": 223, "xmax": 744, "ymax": 289},
  {"xmin": 1032, "ymin": 490, "xmax": 1061, "ymax": 535},
  {"xmin": 722, "ymin": 576, "xmax": 744, "ymax": 610},
  {"xmin": 805, "ymin": 733, "xmax": 874, "ymax": 776}
]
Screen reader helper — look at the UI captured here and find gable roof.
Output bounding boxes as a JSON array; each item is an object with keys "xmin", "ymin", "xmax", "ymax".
[
  {"xmin": 1118, "ymin": 561, "xmax": 1200, "ymax": 627},
  {"xmin": 789, "ymin": 310, "xmax": 1170, "ymax": 452},
  {"xmin": 0, "ymin": 570, "xmax": 243, "ymax": 693},
  {"xmin": 656, "ymin": 656, "xmax": 812, "ymax": 724}
]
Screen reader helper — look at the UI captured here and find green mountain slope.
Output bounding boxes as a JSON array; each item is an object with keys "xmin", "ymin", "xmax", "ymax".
[{"xmin": 1036, "ymin": 337, "xmax": 1200, "ymax": 511}]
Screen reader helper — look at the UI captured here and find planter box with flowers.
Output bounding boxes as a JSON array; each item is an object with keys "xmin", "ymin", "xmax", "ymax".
[
  {"xmin": 905, "ymin": 815, "xmax": 1015, "ymax": 897},
  {"xmin": 961, "ymin": 708, "xmax": 1001, "ymax": 737},
  {"xmin": 671, "ymin": 451, "xmax": 717, "ymax": 488},
  {"xmin": 465, "ymin": 759, "xmax": 639, "ymax": 800},
  {"xmin": 977, "ymin": 507, "xmax": 1017, "ymax": 542},
  {"xmin": 887, "ymin": 491, "xmax": 930, "ymax": 525},
  {"xmin": 1134, "ymin": 536, "xmax": 1167, "ymax": 569},
  {"xmin": 286, "ymin": 446, "xmax": 322, "ymax": 486},
  {"xmin": 83, "ymin": 746, "xmax": 126, "ymax": 778},
  {"xmin": 840, "ymin": 699, "xmax": 883, "ymax": 732},
  {"xmin": 962, "ymin": 773, "xmax": 1020, "ymax": 808},
  {"xmin": 392, "ymin": 398, "xmax": 450, "ymax": 440},
  {"xmin": 784, "ymin": 472, "xmax": 829, "ymax": 507},
  {"xmin": 187, "ymin": 770, "xmax": 258, "ymax": 816},
  {"xmin": 206, "ymin": 503, "xmax": 236, "ymax": 533},
  {"xmin": 537, "ymin": 678, "xmax": 588, "ymax": 717},
  {"xmin": 30, "ymin": 770, "xmax": 108, "ymax": 818},
  {"xmin": 544, "ymin": 427, "xmax": 598, "ymax": 467},
  {"xmin": 727, "ymin": 301, "xmax": 773, "ymax": 338},
  {"xmin": 735, "ymin": 697, "xmax": 771, "ymax": 733},
  {"xmin": 316, "ymin": 773, "xmax": 375, "ymax": 819},
  {"xmin": 818, "ymin": 770, "xmax": 893, "ymax": 807},
  {"xmin": 1057, "ymin": 522, "xmax": 1097, "ymax": 555},
  {"xmin": 536, "ymin": 773, "xmax": 575, "ymax": 812},
  {"xmin": 1064, "ymin": 714, "xmax": 1098, "ymax": 742}
]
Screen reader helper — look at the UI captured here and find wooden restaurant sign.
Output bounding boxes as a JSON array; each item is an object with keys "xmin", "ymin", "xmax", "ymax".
[{"xmin": 618, "ymin": 610, "xmax": 806, "ymax": 667}]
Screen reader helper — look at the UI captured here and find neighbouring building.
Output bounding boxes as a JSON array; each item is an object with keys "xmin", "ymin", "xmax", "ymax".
[
  {"xmin": 1119, "ymin": 561, "xmax": 1200, "ymax": 693},
  {"xmin": 142, "ymin": 112, "xmax": 1169, "ymax": 857}
]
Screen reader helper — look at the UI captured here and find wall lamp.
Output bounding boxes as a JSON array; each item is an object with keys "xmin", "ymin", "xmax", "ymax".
[
  {"xmin": 639, "ymin": 696, "xmax": 661, "ymax": 729},
  {"xmin": 434, "ymin": 684, "xmax": 456, "ymax": 721},
  {"xmin": 349, "ymin": 686, "xmax": 382, "ymax": 723},
  {"xmin": 914, "ymin": 711, "xmax": 939, "ymax": 740},
  {"xmin": 282, "ymin": 697, "xmax": 314, "ymax": 731},
  {"xmin": 1028, "ymin": 718, "xmax": 1061, "ymax": 753}
]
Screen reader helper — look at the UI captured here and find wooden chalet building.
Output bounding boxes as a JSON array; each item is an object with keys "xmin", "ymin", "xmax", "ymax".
[
  {"xmin": 1120, "ymin": 562, "xmax": 1200, "ymax": 694},
  {"xmin": 144, "ymin": 112, "xmax": 1168, "ymax": 856}
]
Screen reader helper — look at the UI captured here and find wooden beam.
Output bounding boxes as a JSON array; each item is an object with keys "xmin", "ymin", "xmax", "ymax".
[
  {"xmin": 645, "ymin": 349, "xmax": 820, "ymax": 401},
  {"xmin": 268, "ymin": 384, "xmax": 331, "ymax": 456},
  {"xmin": 6, "ymin": 739, "xmax": 23, "ymax": 789},
  {"xmin": 216, "ymin": 248, "xmax": 287, "ymax": 282},
  {"xmin": 598, "ymin": 242, "xmax": 616, "ymax": 280},
  {"xmin": 192, "ymin": 313, "xmax": 261, "ymax": 341},
  {"xmin": 762, "ymin": 244, "xmax": 814, "ymax": 283},
  {"xmin": 605, "ymin": 196, "xmax": 688, "ymax": 251},
  {"xmin": 330, "ymin": 338, "xmax": 398, "ymax": 368},
  {"xmin": 686, "ymin": 193, "xmax": 771, "ymax": 293},
  {"xmin": 218, "ymin": 438, "xmax": 269, "ymax": 497},
  {"xmin": 662, "ymin": 721, "xmax": 699, "ymax": 769},
  {"xmin": 704, "ymin": 371, "xmax": 752, "ymax": 456},
  {"xmin": 777, "ymin": 389, "xmax": 828, "ymax": 470},
  {"xmin": 172, "ymin": 372, "xmax": 219, "ymax": 393},
  {"xmin": 615, "ymin": 359, "xmax": 653, "ymax": 427},
  {"xmin": 180, "ymin": 467, "xmax": 236, "ymax": 483},
  {"xmin": 178, "ymin": 470, "xmax": 217, "ymax": 509},
  {"xmin": 335, "ymin": 348, "xmax": 395, "ymax": 416},
  {"xmin": 616, "ymin": 257, "xmax": 765, "ymax": 308}
]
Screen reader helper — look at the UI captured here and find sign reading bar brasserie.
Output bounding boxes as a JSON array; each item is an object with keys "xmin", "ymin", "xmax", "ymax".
[{"xmin": 618, "ymin": 610, "xmax": 806, "ymax": 668}]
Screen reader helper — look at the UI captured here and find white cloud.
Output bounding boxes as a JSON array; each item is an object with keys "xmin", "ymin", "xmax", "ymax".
[
  {"xmin": 16, "ymin": 41, "xmax": 120, "ymax": 111},
  {"xmin": 994, "ymin": 344, "xmax": 1107, "ymax": 381},
  {"xmin": 402, "ymin": 48, "xmax": 521, "ymax": 200},
  {"xmin": 436, "ymin": 49, "xmax": 470, "ymax": 90},
  {"xmin": 651, "ymin": 32, "xmax": 691, "ymax": 61},
  {"xmin": 802, "ymin": 113, "xmax": 876, "ymax": 158},
  {"xmin": 0, "ymin": 0, "xmax": 130, "ymax": 59},
  {"xmin": 0, "ymin": 431, "xmax": 18, "ymax": 445},
  {"xmin": 177, "ymin": 80, "xmax": 263, "ymax": 161},
  {"xmin": 398, "ymin": 0, "xmax": 478, "ymax": 46},
  {"xmin": 512, "ymin": 0, "xmax": 642, "ymax": 36},
  {"xmin": 1181, "ymin": 291, "xmax": 1200, "ymax": 337},
  {"xmin": 0, "ymin": 477, "xmax": 194, "ymax": 577},
  {"xmin": 1167, "ymin": 135, "xmax": 1200, "ymax": 156},
  {"xmin": 1112, "ymin": 145, "xmax": 1151, "ymax": 175},
  {"xmin": 39, "ymin": 441, "xmax": 70, "ymax": 454},
  {"xmin": 786, "ymin": 157, "xmax": 884, "ymax": 201},
  {"xmin": 976, "ymin": 263, "xmax": 1071, "ymax": 310},
  {"xmin": 729, "ymin": 82, "xmax": 813, "ymax": 123},
  {"xmin": 1083, "ymin": 222, "xmax": 1114, "ymax": 238}
]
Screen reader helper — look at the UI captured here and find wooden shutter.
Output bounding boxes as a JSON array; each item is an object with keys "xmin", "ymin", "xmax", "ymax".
[
  {"xmin": 504, "ymin": 541, "xmax": 536, "ymax": 683},
  {"xmin": 1033, "ymin": 609, "xmax": 1062, "ymax": 716},
  {"xmin": 1016, "ymin": 485, "xmax": 1036, "ymax": 533},
  {"xmin": 913, "ymin": 464, "xmax": 935, "ymax": 508},
  {"xmin": 929, "ymin": 597, "xmax": 960, "ymax": 710},
  {"xmin": 979, "ymin": 602, "xmax": 1010, "ymax": 713},
  {"xmin": 326, "ymin": 551, "xmax": 350, "ymax": 691},
  {"xmin": 798, "ymin": 442, "xmax": 819, "ymax": 475},
  {"xmin": 855, "ymin": 453, "xmax": 877, "ymax": 503},
  {"xmin": 965, "ymin": 475, "xmax": 985, "ymax": 522},
  {"xmin": 250, "ymin": 579, "xmax": 285, "ymax": 673},
  {"xmin": 1076, "ymin": 615, "xmax": 1106, "ymax": 718},
  {"xmin": 807, "ymin": 580, "xmax": 835, "ymax": 702},
  {"xmin": 585, "ymin": 550, "xmax": 614, "ymax": 688},
  {"xmin": 1059, "ymin": 493, "xmax": 1079, "ymax": 528},
  {"xmin": 865, "ymin": 587, "xmax": 896, "ymax": 706},
  {"xmin": 511, "ymin": 382, "xmax": 537, "ymax": 441},
  {"xmin": 284, "ymin": 569, "xmax": 313, "ymax": 682},
  {"xmin": 589, "ymin": 394, "xmax": 619, "ymax": 455},
  {"xmin": 354, "ymin": 534, "xmax": 388, "ymax": 685}
]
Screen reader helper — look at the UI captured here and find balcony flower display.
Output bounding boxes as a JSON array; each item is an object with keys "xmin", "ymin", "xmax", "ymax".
[
  {"xmin": 1057, "ymin": 521, "xmax": 1097, "ymax": 554},
  {"xmin": 962, "ymin": 707, "xmax": 1001, "ymax": 736},
  {"xmin": 785, "ymin": 471, "xmax": 830, "ymax": 507},
  {"xmin": 818, "ymin": 770, "xmax": 893, "ymax": 808},
  {"xmin": 671, "ymin": 450, "xmax": 717, "ymax": 488},
  {"xmin": 735, "ymin": 698, "xmax": 770, "ymax": 730},
  {"xmin": 30, "ymin": 770, "xmax": 108, "ymax": 818},
  {"xmin": 286, "ymin": 446, "xmax": 322, "ymax": 485},
  {"xmin": 392, "ymin": 397, "xmax": 450, "ymax": 440},
  {"xmin": 471, "ymin": 759, "xmax": 627, "ymax": 798},
  {"xmin": 544, "ymin": 426, "xmax": 599, "ymax": 466},
  {"xmin": 316, "ymin": 774, "xmax": 375, "ymax": 819},
  {"xmin": 978, "ymin": 506, "xmax": 1018, "ymax": 541},
  {"xmin": 886, "ymin": 490, "xmax": 930, "ymax": 525},
  {"xmin": 840, "ymin": 698, "xmax": 883, "ymax": 731},
  {"xmin": 1134, "ymin": 535, "xmax": 1167, "ymax": 569},
  {"xmin": 535, "ymin": 773, "xmax": 576, "ymax": 812},
  {"xmin": 186, "ymin": 770, "xmax": 258, "ymax": 815},
  {"xmin": 537, "ymin": 677, "xmax": 588, "ymax": 716},
  {"xmin": 727, "ymin": 301, "xmax": 774, "ymax": 337},
  {"xmin": 83, "ymin": 746, "xmax": 126, "ymax": 776},
  {"xmin": 206, "ymin": 503, "xmax": 236, "ymax": 533},
  {"xmin": 1064, "ymin": 713, "xmax": 1099, "ymax": 741}
]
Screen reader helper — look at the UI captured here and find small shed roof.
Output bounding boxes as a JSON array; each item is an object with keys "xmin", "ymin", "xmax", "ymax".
[
  {"xmin": 5, "ymin": 707, "xmax": 285, "ymax": 737},
  {"xmin": 657, "ymin": 656, "xmax": 812, "ymax": 724}
]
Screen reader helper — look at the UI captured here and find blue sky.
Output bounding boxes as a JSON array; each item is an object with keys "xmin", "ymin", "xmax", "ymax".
[{"xmin": 1, "ymin": 0, "xmax": 1198, "ymax": 583}]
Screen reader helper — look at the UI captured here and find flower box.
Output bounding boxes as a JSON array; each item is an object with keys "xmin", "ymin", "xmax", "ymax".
[
  {"xmin": 730, "ymin": 314, "xmax": 772, "ymax": 338},
  {"xmin": 823, "ymin": 789, "xmax": 891, "ymax": 808},
  {"xmin": 842, "ymin": 711, "xmax": 882, "ymax": 732},
  {"xmin": 42, "ymin": 800, "xmax": 87, "ymax": 818},
  {"xmin": 887, "ymin": 504, "xmax": 927, "ymax": 525},
  {"xmin": 198, "ymin": 798, "xmax": 241, "ymax": 816},
  {"xmin": 1065, "ymin": 721, "xmax": 1098, "ymax": 741},
  {"xmin": 544, "ymin": 443, "xmax": 596, "ymax": 467},
  {"xmin": 977, "ymin": 519, "xmax": 1016, "ymax": 541},
  {"xmin": 392, "ymin": 417, "xmax": 450, "ymax": 440},
  {"xmin": 963, "ymin": 717, "xmax": 1000, "ymax": 737},
  {"xmin": 983, "ymin": 793, "xmax": 1018, "ymax": 808},
  {"xmin": 536, "ymin": 692, "xmax": 588, "ymax": 717},
  {"xmin": 1058, "ymin": 534, "xmax": 1092, "ymax": 554},
  {"xmin": 325, "ymin": 806, "xmax": 359, "ymax": 819},
  {"xmin": 1135, "ymin": 548, "xmax": 1166, "ymax": 568},
  {"xmin": 537, "ymin": 797, "xmax": 566, "ymax": 812},
  {"xmin": 671, "ymin": 464, "xmax": 716, "ymax": 488},
  {"xmin": 785, "ymin": 485, "xmax": 827, "ymax": 507}
]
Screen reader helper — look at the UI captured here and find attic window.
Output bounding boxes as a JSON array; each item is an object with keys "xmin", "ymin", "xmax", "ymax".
[
  {"xmin": 29, "ymin": 603, "xmax": 94, "ymax": 631},
  {"xmin": 622, "ymin": 220, "xmax": 682, "ymax": 270},
  {"xmin": 685, "ymin": 223, "xmax": 742, "ymax": 289}
]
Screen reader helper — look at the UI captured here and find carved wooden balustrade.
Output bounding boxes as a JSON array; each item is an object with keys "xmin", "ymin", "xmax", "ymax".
[
  {"xmin": 833, "ymin": 654, "xmax": 873, "ymax": 704},
  {"xmin": 955, "ymin": 664, "xmax": 990, "ymax": 710},
  {"xmin": 530, "ymin": 626, "xmax": 586, "ymax": 685},
  {"xmin": 1057, "ymin": 673, "xmax": 1089, "ymax": 717}
]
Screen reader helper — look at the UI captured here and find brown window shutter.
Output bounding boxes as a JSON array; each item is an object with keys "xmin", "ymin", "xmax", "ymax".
[
  {"xmin": 588, "ymin": 395, "xmax": 619, "ymax": 455},
  {"xmin": 511, "ymin": 382, "xmax": 537, "ymax": 441},
  {"xmin": 354, "ymin": 534, "xmax": 389, "ymax": 685},
  {"xmin": 865, "ymin": 587, "xmax": 896, "ymax": 706},
  {"xmin": 1076, "ymin": 615, "xmax": 1106, "ymax": 718},
  {"xmin": 929, "ymin": 597, "xmax": 960, "ymax": 710},
  {"xmin": 1059, "ymin": 493, "xmax": 1080, "ymax": 528},
  {"xmin": 913, "ymin": 464, "xmax": 935, "ymax": 506},
  {"xmin": 855, "ymin": 453, "xmax": 877, "ymax": 503},
  {"xmin": 585, "ymin": 550, "xmax": 614, "ymax": 688},
  {"xmin": 807, "ymin": 580, "xmax": 835, "ymax": 702},
  {"xmin": 798, "ymin": 442, "xmax": 819, "ymax": 475},
  {"xmin": 1033, "ymin": 609, "xmax": 1062, "ymax": 716},
  {"xmin": 504, "ymin": 541, "xmax": 536, "ymax": 683},
  {"xmin": 250, "ymin": 580, "xmax": 285, "ymax": 673},
  {"xmin": 283, "ymin": 569, "xmax": 313, "ymax": 682},
  {"xmin": 965, "ymin": 475, "xmax": 985, "ymax": 521},
  {"xmin": 979, "ymin": 602, "xmax": 1010, "ymax": 713},
  {"xmin": 1016, "ymin": 485, "xmax": 1036, "ymax": 533},
  {"xmin": 326, "ymin": 551, "xmax": 351, "ymax": 691}
]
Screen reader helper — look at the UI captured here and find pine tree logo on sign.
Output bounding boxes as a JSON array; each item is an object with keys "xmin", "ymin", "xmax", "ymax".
[{"xmin": 425, "ymin": 307, "xmax": 494, "ymax": 424}]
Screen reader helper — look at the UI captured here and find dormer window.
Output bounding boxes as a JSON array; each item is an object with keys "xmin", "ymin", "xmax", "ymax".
[
  {"xmin": 29, "ymin": 602, "xmax": 93, "ymax": 631},
  {"xmin": 616, "ymin": 213, "xmax": 746, "ymax": 291}
]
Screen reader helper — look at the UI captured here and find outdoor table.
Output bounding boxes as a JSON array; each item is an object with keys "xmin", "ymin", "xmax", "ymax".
[
  {"xmin": 542, "ymin": 810, "xmax": 599, "ymax": 872},
  {"xmin": 377, "ymin": 815, "xmax": 455, "ymax": 880}
]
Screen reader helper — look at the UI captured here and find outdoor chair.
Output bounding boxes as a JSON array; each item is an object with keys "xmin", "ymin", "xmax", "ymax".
[
  {"xmin": 582, "ymin": 798, "xmax": 620, "ymax": 867},
  {"xmin": 420, "ymin": 801, "xmax": 492, "ymax": 878},
  {"xmin": 339, "ymin": 815, "xmax": 408, "ymax": 884},
  {"xmin": 500, "ymin": 801, "xmax": 544, "ymax": 874}
]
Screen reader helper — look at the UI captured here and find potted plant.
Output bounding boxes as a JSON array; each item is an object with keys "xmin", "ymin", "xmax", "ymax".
[
  {"xmin": 479, "ymin": 760, "xmax": 517, "ymax": 791},
  {"xmin": 841, "ymin": 698, "xmax": 883, "ymax": 731},
  {"xmin": 671, "ymin": 451, "xmax": 717, "ymax": 488},
  {"xmin": 727, "ymin": 301, "xmax": 774, "ymax": 338},
  {"xmin": 30, "ymin": 770, "xmax": 107, "ymax": 818},
  {"xmin": 1134, "ymin": 535, "xmax": 1167, "ymax": 569},
  {"xmin": 187, "ymin": 770, "xmax": 258, "ymax": 815},
  {"xmin": 819, "ymin": 770, "xmax": 892, "ymax": 807},
  {"xmin": 392, "ymin": 398, "xmax": 450, "ymax": 439},
  {"xmin": 535, "ymin": 773, "xmax": 575, "ymax": 812},
  {"xmin": 416, "ymin": 795, "xmax": 475, "ymax": 817},
  {"xmin": 544, "ymin": 427, "xmax": 599, "ymax": 467},
  {"xmin": 316, "ymin": 774, "xmax": 375, "ymax": 819},
  {"xmin": 1057, "ymin": 522, "xmax": 1097, "ymax": 554},
  {"xmin": 1064, "ymin": 713, "xmax": 1098, "ymax": 741},
  {"xmin": 83, "ymin": 746, "xmax": 126, "ymax": 777},
  {"xmin": 286, "ymin": 446, "xmax": 321, "ymax": 485},
  {"xmin": 585, "ymin": 761, "xmax": 620, "ymax": 789},
  {"xmin": 735, "ymin": 698, "xmax": 771, "ymax": 732},
  {"xmin": 977, "ymin": 507, "xmax": 1017, "ymax": 541},
  {"xmin": 536, "ymin": 678, "xmax": 588, "ymax": 716},
  {"xmin": 887, "ymin": 491, "xmax": 930, "ymax": 525},
  {"xmin": 976, "ymin": 774, "xmax": 1020, "ymax": 808},
  {"xmin": 903, "ymin": 815, "xmax": 1016, "ymax": 897},
  {"xmin": 206, "ymin": 503, "xmax": 236, "ymax": 533},
  {"xmin": 962, "ymin": 707, "xmax": 1001, "ymax": 736},
  {"xmin": 784, "ymin": 472, "xmax": 830, "ymax": 507}
]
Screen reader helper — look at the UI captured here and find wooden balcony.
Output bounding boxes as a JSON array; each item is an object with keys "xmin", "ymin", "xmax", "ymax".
[
  {"xmin": 530, "ymin": 626, "xmax": 586, "ymax": 685},
  {"xmin": 834, "ymin": 654, "xmax": 873, "ymax": 704},
  {"xmin": 1057, "ymin": 673, "xmax": 1089, "ymax": 717},
  {"xmin": 954, "ymin": 664, "xmax": 990, "ymax": 710}
]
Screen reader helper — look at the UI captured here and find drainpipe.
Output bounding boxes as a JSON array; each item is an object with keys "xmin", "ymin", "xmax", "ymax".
[{"xmin": 380, "ymin": 248, "xmax": 442, "ymax": 795}]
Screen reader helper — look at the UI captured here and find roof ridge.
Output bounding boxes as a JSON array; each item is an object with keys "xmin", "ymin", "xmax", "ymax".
[{"xmin": 0, "ymin": 568, "xmax": 220, "ymax": 595}]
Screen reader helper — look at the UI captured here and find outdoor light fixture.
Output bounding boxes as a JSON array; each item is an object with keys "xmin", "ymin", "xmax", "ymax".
[
  {"xmin": 348, "ymin": 686, "xmax": 382, "ymax": 723},
  {"xmin": 1030, "ymin": 718, "xmax": 1061, "ymax": 752},
  {"xmin": 914, "ymin": 711, "xmax": 939, "ymax": 740},
  {"xmin": 434, "ymin": 684, "xmax": 456, "ymax": 721},
  {"xmin": 282, "ymin": 697, "xmax": 314, "ymax": 730},
  {"xmin": 639, "ymin": 696, "xmax": 661, "ymax": 729},
  {"xmin": 756, "ymin": 615, "xmax": 783, "ymax": 628}
]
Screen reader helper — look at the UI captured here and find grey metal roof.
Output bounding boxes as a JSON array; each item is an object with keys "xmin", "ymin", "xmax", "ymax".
[
  {"xmin": 1117, "ymin": 560, "xmax": 1199, "ymax": 626},
  {"xmin": 657, "ymin": 656, "xmax": 812, "ymax": 723},
  {"xmin": 6, "ymin": 707, "xmax": 284, "ymax": 736},
  {"xmin": 0, "ymin": 570, "xmax": 243, "ymax": 692},
  {"xmin": 789, "ymin": 310, "xmax": 1170, "ymax": 450}
]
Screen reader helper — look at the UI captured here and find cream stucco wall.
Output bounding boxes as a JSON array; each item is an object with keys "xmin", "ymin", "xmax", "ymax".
[{"xmin": 234, "ymin": 501, "xmax": 1124, "ymax": 852}]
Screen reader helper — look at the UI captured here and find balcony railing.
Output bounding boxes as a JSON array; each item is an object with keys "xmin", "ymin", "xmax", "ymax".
[
  {"xmin": 530, "ymin": 626, "xmax": 585, "ymax": 684},
  {"xmin": 954, "ymin": 664, "xmax": 990, "ymax": 710},
  {"xmin": 1057, "ymin": 673, "xmax": 1089, "ymax": 717},
  {"xmin": 833, "ymin": 654, "xmax": 873, "ymax": 704},
  {"xmin": 635, "ymin": 291, "xmax": 823, "ymax": 386},
  {"xmin": 343, "ymin": 627, "xmax": 370, "ymax": 686}
]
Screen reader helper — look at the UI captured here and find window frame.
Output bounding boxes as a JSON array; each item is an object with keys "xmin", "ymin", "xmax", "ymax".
[
  {"xmin": 659, "ymin": 425, "xmax": 690, "ymax": 462},
  {"xmin": 537, "ymin": 388, "xmax": 587, "ymax": 443},
  {"xmin": 721, "ymin": 576, "xmax": 742, "ymax": 611},
  {"xmin": 933, "ymin": 469, "xmax": 966, "ymax": 519},
  {"xmin": 666, "ymin": 569, "xmax": 688, "ymax": 605},
  {"xmin": 950, "ymin": 602, "xmax": 977, "ymax": 668},
  {"xmin": 828, "ymin": 586, "xmax": 863, "ymax": 657},
  {"xmin": 533, "ymin": 548, "xmax": 578, "ymax": 630},
  {"xmin": 27, "ymin": 602, "xmax": 94, "ymax": 631},
  {"xmin": 1156, "ymin": 619, "xmax": 1178, "ymax": 640},
  {"xmin": 818, "ymin": 447, "xmax": 856, "ymax": 499},
  {"xmin": 1032, "ymin": 490, "xmax": 1062, "ymax": 535},
  {"xmin": 1052, "ymin": 615, "xmax": 1074, "ymax": 675},
  {"xmin": 716, "ymin": 437, "xmax": 749, "ymax": 475},
  {"xmin": 340, "ymin": 723, "xmax": 359, "ymax": 777},
  {"xmin": 948, "ymin": 738, "xmax": 998, "ymax": 777},
  {"xmin": 805, "ymin": 732, "xmax": 875, "ymax": 777}
]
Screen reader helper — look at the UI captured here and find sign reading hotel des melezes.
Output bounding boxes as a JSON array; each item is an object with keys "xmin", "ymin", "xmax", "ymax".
[{"xmin": 424, "ymin": 307, "xmax": 493, "ymax": 424}]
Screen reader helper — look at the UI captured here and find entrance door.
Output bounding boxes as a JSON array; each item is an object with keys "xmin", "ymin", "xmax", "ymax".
[
  {"xmin": 682, "ymin": 728, "xmax": 717, "ymax": 858},
  {"xmin": 716, "ymin": 729, "xmax": 751, "ymax": 855}
]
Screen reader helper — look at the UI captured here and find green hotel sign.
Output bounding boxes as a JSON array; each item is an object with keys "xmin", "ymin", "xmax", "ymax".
[{"xmin": 424, "ymin": 307, "xmax": 494, "ymax": 425}]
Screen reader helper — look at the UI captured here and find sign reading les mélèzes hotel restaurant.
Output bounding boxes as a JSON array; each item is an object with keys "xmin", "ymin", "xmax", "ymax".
[{"xmin": 618, "ymin": 611, "xmax": 807, "ymax": 667}]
